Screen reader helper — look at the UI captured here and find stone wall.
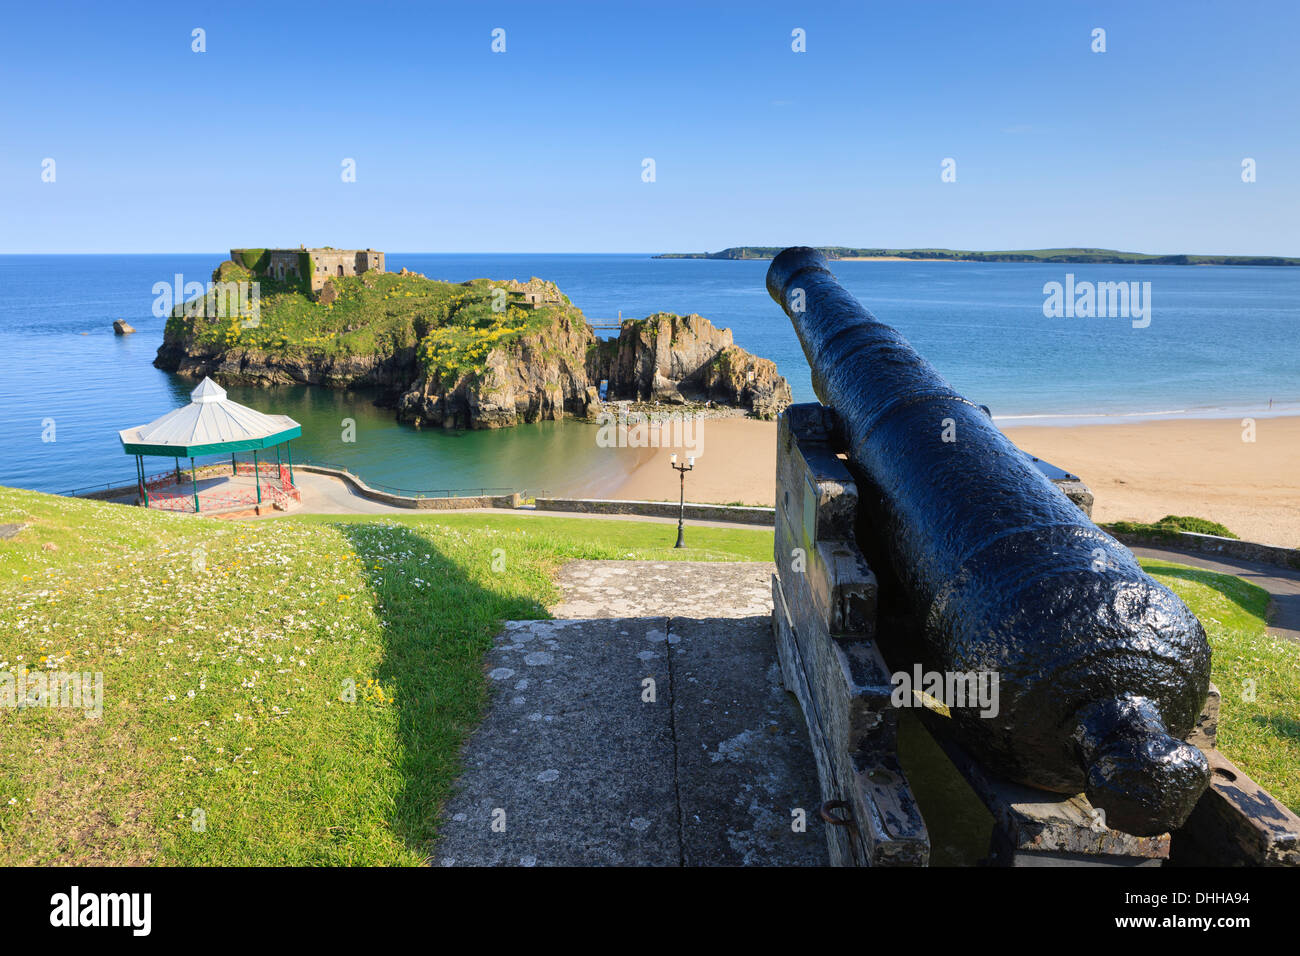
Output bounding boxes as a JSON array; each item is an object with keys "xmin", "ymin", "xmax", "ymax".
[
  {"xmin": 294, "ymin": 465, "xmax": 518, "ymax": 510},
  {"xmin": 1107, "ymin": 528, "xmax": 1300, "ymax": 570},
  {"xmin": 268, "ymin": 250, "xmax": 303, "ymax": 283},
  {"xmin": 534, "ymin": 497, "xmax": 775, "ymax": 526},
  {"xmin": 308, "ymin": 250, "xmax": 385, "ymax": 292}
]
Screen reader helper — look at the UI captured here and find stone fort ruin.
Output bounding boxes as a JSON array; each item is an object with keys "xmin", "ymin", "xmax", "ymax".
[{"xmin": 230, "ymin": 247, "xmax": 385, "ymax": 294}]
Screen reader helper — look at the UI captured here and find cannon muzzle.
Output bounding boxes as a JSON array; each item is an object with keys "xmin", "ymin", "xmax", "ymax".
[{"xmin": 767, "ymin": 247, "xmax": 1211, "ymax": 836}]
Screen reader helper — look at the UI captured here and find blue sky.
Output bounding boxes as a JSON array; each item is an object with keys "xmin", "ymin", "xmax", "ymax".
[{"xmin": 2, "ymin": 0, "xmax": 1297, "ymax": 254}]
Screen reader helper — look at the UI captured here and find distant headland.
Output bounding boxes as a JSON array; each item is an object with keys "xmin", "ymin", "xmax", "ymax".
[{"xmin": 654, "ymin": 246, "xmax": 1300, "ymax": 266}]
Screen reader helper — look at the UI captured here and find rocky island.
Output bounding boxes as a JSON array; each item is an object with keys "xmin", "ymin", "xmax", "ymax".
[{"xmin": 154, "ymin": 249, "xmax": 791, "ymax": 429}]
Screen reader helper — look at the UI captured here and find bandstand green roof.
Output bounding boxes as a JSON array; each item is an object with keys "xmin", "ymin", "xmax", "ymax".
[{"xmin": 119, "ymin": 377, "xmax": 301, "ymax": 458}]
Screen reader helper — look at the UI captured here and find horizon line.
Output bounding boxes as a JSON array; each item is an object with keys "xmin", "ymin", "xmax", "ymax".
[{"xmin": 5, "ymin": 248, "xmax": 1300, "ymax": 258}]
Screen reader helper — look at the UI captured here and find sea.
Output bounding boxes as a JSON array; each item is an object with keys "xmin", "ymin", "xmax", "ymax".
[{"xmin": 1, "ymin": 253, "xmax": 1296, "ymax": 495}]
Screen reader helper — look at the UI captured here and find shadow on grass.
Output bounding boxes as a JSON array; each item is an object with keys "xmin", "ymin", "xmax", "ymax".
[
  {"xmin": 335, "ymin": 521, "xmax": 549, "ymax": 860},
  {"xmin": 1142, "ymin": 563, "xmax": 1270, "ymax": 622},
  {"xmin": 1250, "ymin": 713, "xmax": 1300, "ymax": 745}
]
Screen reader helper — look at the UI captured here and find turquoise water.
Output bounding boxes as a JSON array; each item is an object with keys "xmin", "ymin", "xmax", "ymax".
[{"xmin": 1, "ymin": 253, "xmax": 1296, "ymax": 493}]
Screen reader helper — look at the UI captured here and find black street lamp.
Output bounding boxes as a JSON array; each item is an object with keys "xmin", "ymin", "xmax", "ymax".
[{"xmin": 670, "ymin": 453, "xmax": 695, "ymax": 548}]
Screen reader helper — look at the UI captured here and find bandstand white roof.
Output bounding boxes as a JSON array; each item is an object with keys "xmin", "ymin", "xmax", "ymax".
[{"xmin": 119, "ymin": 378, "xmax": 301, "ymax": 457}]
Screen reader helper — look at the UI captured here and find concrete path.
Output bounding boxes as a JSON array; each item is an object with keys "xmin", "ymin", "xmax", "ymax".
[
  {"xmin": 432, "ymin": 561, "xmax": 828, "ymax": 867},
  {"xmin": 549, "ymin": 559, "xmax": 775, "ymax": 618},
  {"xmin": 272, "ymin": 472, "xmax": 769, "ymax": 530},
  {"xmin": 1129, "ymin": 544, "xmax": 1300, "ymax": 643},
  {"xmin": 291, "ymin": 471, "xmax": 408, "ymax": 515}
]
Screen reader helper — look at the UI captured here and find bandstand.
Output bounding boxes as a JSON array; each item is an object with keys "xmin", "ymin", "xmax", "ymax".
[{"xmin": 118, "ymin": 377, "xmax": 303, "ymax": 515}]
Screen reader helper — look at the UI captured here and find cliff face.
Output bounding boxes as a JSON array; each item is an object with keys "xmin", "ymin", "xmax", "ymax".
[
  {"xmin": 593, "ymin": 313, "xmax": 792, "ymax": 419},
  {"xmin": 393, "ymin": 310, "xmax": 791, "ymax": 428},
  {"xmin": 155, "ymin": 271, "xmax": 792, "ymax": 429},
  {"xmin": 395, "ymin": 309, "xmax": 596, "ymax": 429},
  {"xmin": 155, "ymin": 340, "xmax": 420, "ymax": 391}
]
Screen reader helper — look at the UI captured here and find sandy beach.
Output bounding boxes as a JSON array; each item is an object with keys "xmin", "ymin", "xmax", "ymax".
[
  {"xmin": 607, "ymin": 415, "xmax": 1300, "ymax": 548},
  {"xmin": 1005, "ymin": 417, "xmax": 1300, "ymax": 548}
]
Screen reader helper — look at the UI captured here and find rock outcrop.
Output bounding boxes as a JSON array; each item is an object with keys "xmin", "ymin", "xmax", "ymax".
[
  {"xmin": 113, "ymin": 319, "xmax": 136, "ymax": 335},
  {"xmin": 155, "ymin": 276, "xmax": 791, "ymax": 429},
  {"xmin": 396, "ymin": 309, "xmax": 595, "ymax": 429},
  {"xmin": 592, "ymin": 313, "xmax": 791, "ymax": 419},
  {"xmin": 393, "ymin": 309, "xmax": 791, "ymax": 428}
]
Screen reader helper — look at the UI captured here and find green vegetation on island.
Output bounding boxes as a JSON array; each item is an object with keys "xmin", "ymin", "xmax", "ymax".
[
  {"xmin": 163, "ymin": 265, "xmax": 573, "ymax": 389},
  {"xmin": 656, "ymin": 246, "xmax": 1300, "ymax": 266},
  {"xmin": 1, "ymin": 487, "xmax": 1296, "ymax": 863}
]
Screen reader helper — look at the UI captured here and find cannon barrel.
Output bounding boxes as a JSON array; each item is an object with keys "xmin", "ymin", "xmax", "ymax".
[{"xmin": 767, "ymin": 247, "xmax": 1211, "ymax": 836}]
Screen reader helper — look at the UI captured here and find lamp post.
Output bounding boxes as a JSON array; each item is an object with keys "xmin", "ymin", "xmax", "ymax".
[{"xmin": 670, "ymin": 453, "xmax": 695, "ymax": 548}]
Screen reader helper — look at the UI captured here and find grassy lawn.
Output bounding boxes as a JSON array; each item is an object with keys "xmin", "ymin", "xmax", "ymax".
[
  {"xmin": 0, "ymin": 488, "xmax": 769, "ymax": 865},
  {"xmin": 1141, "ymin": 559, "xmax": 1299, "ymax": 812},
  {"xmin": 0, "ymin": 486, "xmax": 1294, "ymax": 865}
]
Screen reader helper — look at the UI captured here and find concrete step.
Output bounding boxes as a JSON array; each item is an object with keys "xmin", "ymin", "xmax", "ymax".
[{"xmin": 433, "ymin": 561, "xmax": 827, "ymax": 867}]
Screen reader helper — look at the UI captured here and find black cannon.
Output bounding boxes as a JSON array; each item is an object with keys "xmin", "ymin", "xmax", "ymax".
[{"xmin": 766, "ymin": 247, "xmax": 1211, "ymax": 837}]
